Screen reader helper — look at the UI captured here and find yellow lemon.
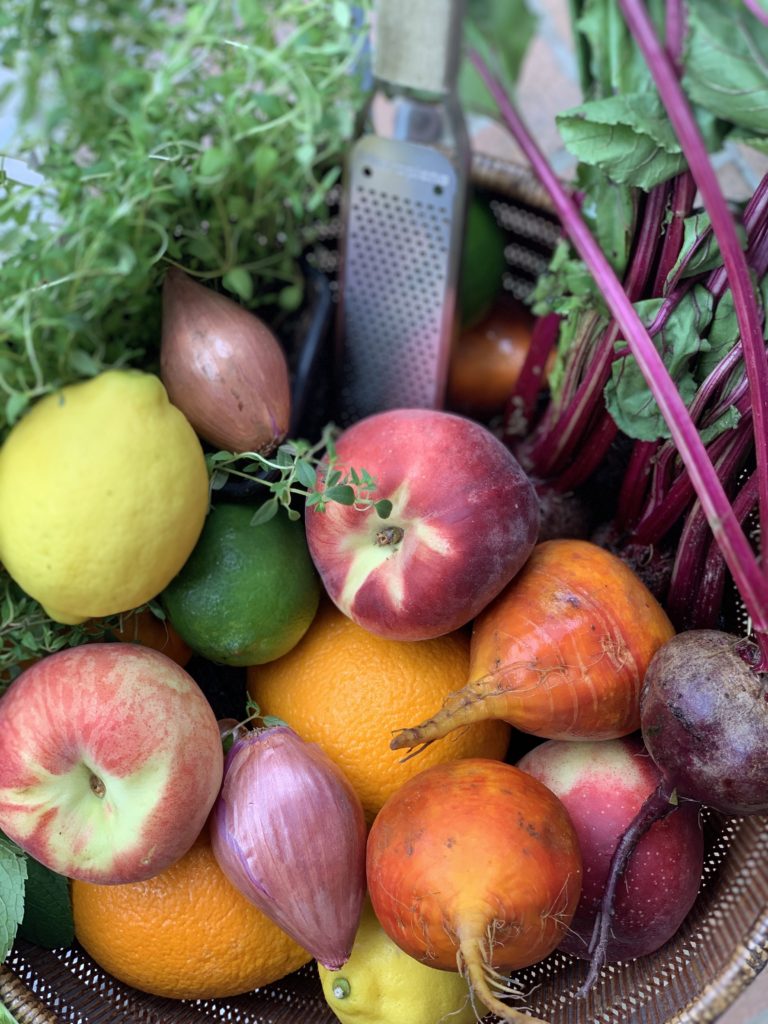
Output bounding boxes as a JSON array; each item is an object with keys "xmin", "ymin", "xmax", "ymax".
[
  {"xmin": 318, "ymin": 901, "xmax": 483, "ymax": 1024},
  {"xmin": 0, "ymin": 370, "xmax": 209, "ymax": 624}
]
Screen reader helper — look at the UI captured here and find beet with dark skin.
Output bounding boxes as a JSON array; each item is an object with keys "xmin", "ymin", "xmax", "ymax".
[
  {"xmin": 578, "ymin": 627, "xmax": 768, "ymax": 996},
  {"xmin": 641, "ymin": 629, "xmax": 768, "ymax": 816}
]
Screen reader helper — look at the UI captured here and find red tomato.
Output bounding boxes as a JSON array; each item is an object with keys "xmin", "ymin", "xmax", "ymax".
[{"xmin": 447, "ymin": 297, "xmax": 536, "ymax": 418}]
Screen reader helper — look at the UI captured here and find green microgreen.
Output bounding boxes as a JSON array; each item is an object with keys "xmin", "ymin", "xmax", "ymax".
[
  {"xmin": 0, "ymin": 584, "xmax": 119, "ymax": 694},
  {"xmin": 0, "ymin": 0, "xmax": 374, "ymax": 688}
]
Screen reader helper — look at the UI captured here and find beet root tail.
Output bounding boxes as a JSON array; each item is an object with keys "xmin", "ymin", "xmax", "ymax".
[
  {"xmin": 576, "ymin": 779, "xmax": 680, "ymax": 997},
  {"xmin": 390, "ymin": 675, "xmax": 507, "ymax": 752},
  {"xmin": 458, "ymin": 934, "xmax": 549, "ymax": 1024}
]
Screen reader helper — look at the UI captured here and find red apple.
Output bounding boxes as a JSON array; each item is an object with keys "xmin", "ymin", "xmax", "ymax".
[
  {"xmin": 305, "ymin": 409, "xmax": 540, "ymax": 640},
  {"xmin": 517, "ymin": 736, "xmax": 703, "ymax": 962},
  {"xmin": 0, "ymin": 643, "xmax": 224, "ymax": 884}
]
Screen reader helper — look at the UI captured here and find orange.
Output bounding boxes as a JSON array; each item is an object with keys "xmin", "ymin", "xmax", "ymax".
[
  {"xmin": 246, "ymin": 600, "xmax": 511, "ymax": 821},
  {"xmin": 110, "ymin": 607, "xmax": 193, "ymax": 666},
  {"xmin": 71, "ymin": 827, "xmax": 311, "ymax": 1000}
]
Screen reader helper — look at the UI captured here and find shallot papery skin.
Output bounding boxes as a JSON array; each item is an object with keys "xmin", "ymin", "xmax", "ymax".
[
  {"xmin": 210, "ymin": 725, "xmax": 367, "ymax": 969},
  {"xmin": 160, "ymin": 267, "xmax": 291, "ymax": 454}
]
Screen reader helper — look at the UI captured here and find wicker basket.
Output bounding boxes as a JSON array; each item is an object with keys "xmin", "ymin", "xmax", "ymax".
[{"xmin": 2, "ymin": 153, "xmax": 767, "ymax": 1024}]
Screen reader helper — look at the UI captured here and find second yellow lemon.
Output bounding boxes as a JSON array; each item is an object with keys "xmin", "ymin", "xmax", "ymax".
[
  {"xmin": 319, "ymin": 900, "xmax": 482, "ymax": 1024},
  {"xmin": 247, "ymin": 600, "xmax": 511, "ymax": 821},
  {"xmin": 0, "ymin": 370, "xmax": 209, "ymax": 624}
]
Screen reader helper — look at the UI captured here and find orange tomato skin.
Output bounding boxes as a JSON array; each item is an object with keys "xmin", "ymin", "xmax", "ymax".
[
  {"xmin": 447, "ymin": 299, "xmax": 536, "ymax": 418},
  {"xmin": 469, "ymin": 539, "xmax": 676, "ymax": 740},
  {"xmin": 367, "ymin": 758, "xmax": 582, "ymax": 973},
  {"xmin": 111, "ymin": 607, "xmax": 193, "ymax": 667}
]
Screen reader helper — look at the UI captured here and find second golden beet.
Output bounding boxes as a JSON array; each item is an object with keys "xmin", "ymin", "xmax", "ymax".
[{"xmin": 391, "ymin": 539, "xmax": 675, "ymax": 750}]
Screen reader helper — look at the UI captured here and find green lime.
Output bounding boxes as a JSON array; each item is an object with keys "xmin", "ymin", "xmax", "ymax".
[
  {"xmin": 161, "ymin": 503, "xmax": 321, "ymax": 666},
  {"xmin": 458, "ymin": 196, "xmax": 508, "ymax": 327}
]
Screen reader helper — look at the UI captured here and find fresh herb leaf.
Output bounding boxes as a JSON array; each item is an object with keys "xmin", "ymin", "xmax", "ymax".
[
  {"xmin": 17, "ymin": 856, "xmax": 74, "ymax": 949},
  {"xmin": 278, "ymin": 284, "xmax": 304, "ymax": 312},
  {"xmin": 222, "ymin": 268, "xmax": 253, "ymax": 303},
  {"xmin": 664, "ymin": 212, "xmax": 747, "ymax": 291},
  {"xmin": 697, "ymin": 285, "xmax": 762, "ymax": 385},
  {"xmin": 700, "ymin": 406, "xmax": 741, "ymax": 445},
  {"xmin": 530, "ymin": 238, "xmax": 605, "ymax": 319},
  {"xmin": 545, "ymin": 308, "xmax": 609, "ymax": 404},
  {"xmin": 249, "ymin": 501, "xmax": 279, "ymax": 527},
  {"xmin": 0, "ymin": 580, "xmax": 117, "ymax": 695},
  {"xmin": 0, "ymin": 0, "xmax": 371, "ymax": 443},
  {"xmin": 577, "ymin": 165, "xmax": 637, "ymax": 275},
  {"xmin": 574, "ymin": 0, "xmax": 668, "ymax": 96},
  {"xmin": 205, "ymin": 424, "xmax": 383, "ymax": 522},
  {"xmin": 4, "ymin": 393, "xmax": 29, "ymax": 426},
  {"xmin": 0, "ymin": 834, "xmax": 27, "ymax": 962},
  {"xmin": 323, "ymin": 484, "xmax": 356, "ymax": 505},
  {"xmin": 557, "ymin": 92, "xmax": 687, "ymax": 190},
  {"xmin": 294, "ymin": 460, "xmax": 317, "ymax": 490},
  {"xmin": 563, "ymin": 0, "xmax": 729, "ymax": 191},
  {"xmin": 0, "ymin": 999, "xmax": 18, "ymax": 1024}
]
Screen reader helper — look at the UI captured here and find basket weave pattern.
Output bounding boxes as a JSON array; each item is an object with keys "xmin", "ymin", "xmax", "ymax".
[{"xmin": 2, "ymin": 812, "xmax": 767, "ymax": 1024}]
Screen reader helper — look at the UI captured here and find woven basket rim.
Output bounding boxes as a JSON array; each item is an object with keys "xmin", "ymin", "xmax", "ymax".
[
  {"xmin": 2, "ymin": 152, "xmax": 767, "ymax": 1024},
  {"xmin": 668, "ymin": 906, "xmax": 768, "ymax": 1024},
  {"xmin": 469, "ymin": 150, "xmax": 557, "ymax": 212},
  {"xmin": 2, "ymin": 915, "xmax": 768, "ymax": 1024}
]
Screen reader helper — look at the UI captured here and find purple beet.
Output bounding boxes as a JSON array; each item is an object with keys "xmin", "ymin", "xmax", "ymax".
[
  {"xmin": 578, "ymin": 628, "xmax": 768, "ymax": 996},
  {"xmin": 641, "ymin": 629, "xmax": 768, "ymax": 816}
]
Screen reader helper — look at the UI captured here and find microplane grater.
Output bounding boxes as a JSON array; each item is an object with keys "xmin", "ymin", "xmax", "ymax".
[{"xmin": 334, "ymin": 0, "xmax": 469, "ymax": 426}]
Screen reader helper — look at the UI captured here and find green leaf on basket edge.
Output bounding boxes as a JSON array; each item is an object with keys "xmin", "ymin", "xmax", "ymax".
[
  {"xmin": 17, "ymin": 856, "xmax": 74, "ymax": 950},
  {"xmin": 0, "ymin": 1000, "xmax": 18, "ymax": 1024},
  {"xmin": 0, "ymin": 834, "xmax": 27, "ymax": 963}
]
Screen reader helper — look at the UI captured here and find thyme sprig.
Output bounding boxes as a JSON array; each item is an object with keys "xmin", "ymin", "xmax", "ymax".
[
  {"xmin": 0, "ymin": 582, "xmax": 119, "ymax": 693},
  {"xmin": 0, "ymin": 0, "xmax": 372, "ymax": 436},
  {"xmin": 206, "ymin": 423, "xmax": 393, "ymax": 524}
]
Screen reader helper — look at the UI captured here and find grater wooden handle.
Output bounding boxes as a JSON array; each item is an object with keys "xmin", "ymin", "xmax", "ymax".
[{"xmin": 373, "ymin": 0, "xmax": 465, "ymax": 94}]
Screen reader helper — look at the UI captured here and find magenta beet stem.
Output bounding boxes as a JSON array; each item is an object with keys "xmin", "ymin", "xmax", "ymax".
[
  {"xmin": 468, "ymin": 49, "xmax": 768, "ymax": 668},
  {"xmin": 619, "ymin": 0, "xmax": 768, "ymax": 554}
]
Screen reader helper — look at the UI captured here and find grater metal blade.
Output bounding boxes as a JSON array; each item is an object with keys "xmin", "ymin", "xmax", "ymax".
[{"xmin": 334, "ymin": 0, "xmax": 470, "ymax": 426}]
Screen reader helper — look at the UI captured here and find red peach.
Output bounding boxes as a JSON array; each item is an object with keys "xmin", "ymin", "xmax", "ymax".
[
  {"xmin": 517, "ymin": 735, "xmax": 704, "ymax": 962},
  {"xmin": 304, "ymin": 408, "xmax": 539, "ymax": 640}
]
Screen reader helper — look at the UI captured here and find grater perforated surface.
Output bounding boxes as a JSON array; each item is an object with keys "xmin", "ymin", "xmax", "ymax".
[{"xmin": 335, "ymin": 135, "xmax": 463, "ymax": 425}]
